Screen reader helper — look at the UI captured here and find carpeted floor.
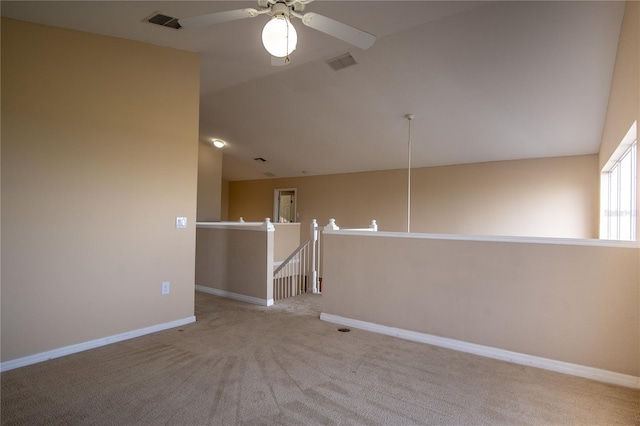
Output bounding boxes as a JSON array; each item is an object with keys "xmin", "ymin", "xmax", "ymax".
[{"xmin": 2, "ymin": 291, "xmax": 639, "ymax": 425}]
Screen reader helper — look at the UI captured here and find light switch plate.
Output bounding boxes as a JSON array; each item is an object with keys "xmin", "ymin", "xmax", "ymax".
[{"xmin": 176, "ymin": 217, "xmax": 187, "ymax": 229}]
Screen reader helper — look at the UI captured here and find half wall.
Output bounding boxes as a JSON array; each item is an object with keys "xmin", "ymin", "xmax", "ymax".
[{"xmin": 321, "ymin": 230, "xmax": 639, "ymax": 387}]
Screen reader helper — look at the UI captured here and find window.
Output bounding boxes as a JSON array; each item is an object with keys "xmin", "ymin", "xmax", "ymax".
[{"xmin": 601, "ymin": 122, "xmax": 637, "ymax": 240}]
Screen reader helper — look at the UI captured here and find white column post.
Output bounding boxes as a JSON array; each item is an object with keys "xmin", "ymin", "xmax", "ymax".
[
  {"xmin": 310, "ymin": 219, "xmax": 318, "ymax": 293},
  {"xmin": 319, "ymin": 220, "xmax": 339, "ymax": 295},
  {"xmin": 369, "ymin": 219, "xmax": 378, "ymax": 231}
]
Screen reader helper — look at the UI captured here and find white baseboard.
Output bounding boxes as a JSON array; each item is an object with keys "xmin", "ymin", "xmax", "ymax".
[
  {"xmin": 196, "ymin": 285, "xmax": 274, "ymax": 307},
  {"xmin": 0, "ymin": 316, "xmax": 196, "ymax": 373},
  {"xmin": 320, "ymin": 312, "xmax": 640, "ymax": 389}
]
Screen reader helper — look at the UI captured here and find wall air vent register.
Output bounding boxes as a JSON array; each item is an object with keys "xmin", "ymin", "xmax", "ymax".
[
  {"xmin": 326, "ymin": 53, "xmax": 357, "ymax": 71},
  {"xmin": 144, "ymin": 12, "xmax": 182, "ymax": 30}
]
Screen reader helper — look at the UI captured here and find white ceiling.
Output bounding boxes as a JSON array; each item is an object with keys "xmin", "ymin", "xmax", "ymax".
[{"xmin": 2, "ymin": 1, "xmax": 625, "ymax": 181}]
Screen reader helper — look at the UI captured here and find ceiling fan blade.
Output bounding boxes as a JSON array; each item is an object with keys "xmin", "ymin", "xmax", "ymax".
[
  {"xmin": 300, "ymin": 12, "xmax": 376, "ymax": 49},
  {"xmin": 179, "ymin": 8, "xmax": 258, "ymax": 29}
]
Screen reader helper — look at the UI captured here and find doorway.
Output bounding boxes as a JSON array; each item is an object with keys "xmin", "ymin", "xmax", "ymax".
[{"xmin": 274, "ymin": 189, "xmax": 297, "ymax": 223}]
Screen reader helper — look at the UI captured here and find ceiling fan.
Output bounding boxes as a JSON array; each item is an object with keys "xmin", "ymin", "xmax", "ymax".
[{"xmin": 178, "ymin": 0, "xmax": 376, "ymax": 65}]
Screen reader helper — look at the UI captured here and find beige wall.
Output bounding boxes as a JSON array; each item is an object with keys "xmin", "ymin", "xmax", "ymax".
[
  {"xmin": 229, "ymin": 155, "xmax": 598, "ymax": 239},
  {"xmin": 637, "ymin": 2, "xmax": 640, "ymax": 375},
  {"xmin": 1, "ymin": 19, "xmax": 200, "ymax": 362},
  {"xmin": 600, "ymin": 1, "xmax": 639, "ymax": 170},
  {"xmin": 322, "ymin": 232, "xmax": 640, "ymax": 377},
  {"xmin": 598, "ymin": 2, "xmax": 639, "ymax": 370},
  {"xmin": 221, "ymin": 179, "xmax": 230, "ymax": 221},
  {"xmin": 195, "ymin": 226, "xmax": 274, "ymax": 303},
  {"xmin": 600, "ymin": 1, "xmax": 639, "ymax": 242},
  {"xmin": 197, "ymin": 142, "xmax": 223, "ymax": 222},
  {"xmin": 273, "ymin": 223, "xmax": 301, "ymax": 262}
]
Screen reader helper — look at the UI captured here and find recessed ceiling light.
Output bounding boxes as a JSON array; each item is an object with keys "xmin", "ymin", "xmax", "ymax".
[{"xmin": 212, "ymin": 139, "xmax": 225, "ymax": 148}]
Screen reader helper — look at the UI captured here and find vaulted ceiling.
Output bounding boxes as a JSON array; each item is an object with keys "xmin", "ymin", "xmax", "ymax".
[{"xmin": 2, "ymin": 1, "xmax": 625, "ymax": 181}]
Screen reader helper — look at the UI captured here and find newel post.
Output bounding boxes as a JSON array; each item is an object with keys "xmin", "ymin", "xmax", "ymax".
[
  {"xmin": 261, "ymin": 218, "xmax": 275, "ymax": 231},
  {"xmin": 369, "ymin": 219, "xmax": 378, "ymax": 231},
  {"xmin": 324, "ymin": 218, "xmax": 340, "ymax": 231},
  {"xmin": 310, "ymin": 219, "xmax": 318, "ymax": 293}
]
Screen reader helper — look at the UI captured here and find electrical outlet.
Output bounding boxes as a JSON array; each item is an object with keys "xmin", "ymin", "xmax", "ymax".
[{"xmin": 161, "ymin": 281, "xmax": 170, "ymax": 295}]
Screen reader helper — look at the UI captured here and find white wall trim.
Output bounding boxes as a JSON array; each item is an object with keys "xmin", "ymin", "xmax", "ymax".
[
  {"xmin": 195, "ymin": 222, "xmax": 274, "ymax": 232},
  {"xmin": 323, "ymin": 229, "xmax": 640, "ymax": 249},
  {"xmin": 196, "ymin": 285, "xmax": 273, "ymax": 307},
  {"xmin": 0, "ymin": 316, "xmax": 196, "ymax": 373},
  {"xmin": 320, "ymin": 312, "xmax": 640, "ymax": 389}
]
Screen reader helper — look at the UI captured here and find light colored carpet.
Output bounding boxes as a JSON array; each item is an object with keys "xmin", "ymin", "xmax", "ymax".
[{"xmin": 2, "ymin": 291, "xmax": 639, "ymax": 425}]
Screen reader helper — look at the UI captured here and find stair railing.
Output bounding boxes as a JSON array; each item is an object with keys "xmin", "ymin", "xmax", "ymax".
[
  {"xmin": 272, "ymin": 218, "xmax": 377, "ymax": 301},
  {"xmin": 273, "ymin": 239, "xmax": 312, "ymax": 300}
]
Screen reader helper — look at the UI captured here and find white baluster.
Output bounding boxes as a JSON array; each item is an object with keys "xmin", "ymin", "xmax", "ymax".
[
  {"xmin": 302, "ymin": 245, "xmax": 307, "ymax": 294},
  {"xmin": 317, "ymin": 232, "xmax": 322, "ymax": 293}
]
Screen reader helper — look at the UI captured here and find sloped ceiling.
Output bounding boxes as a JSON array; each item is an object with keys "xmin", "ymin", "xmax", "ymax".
[{"xmin": 1, "ymin": 1, "xmax": 625, "ymax": 181}]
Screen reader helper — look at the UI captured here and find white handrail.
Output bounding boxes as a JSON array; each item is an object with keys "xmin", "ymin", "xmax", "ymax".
[
  {"xmin": 196, "ymin": 218, "xmax": 274, "ymax": 231},
  {"xmin": 324, "ymin": 219, "xmax": 378, "ymax": 232},
  {"xmin": 273, "ymin": 239, "xmax": 311, "ymax": 276}
]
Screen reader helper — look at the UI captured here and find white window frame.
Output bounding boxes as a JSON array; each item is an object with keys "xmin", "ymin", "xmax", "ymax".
[{"xmin": 600, "ymin": 121, "xmax": 637, "ymax": 241}]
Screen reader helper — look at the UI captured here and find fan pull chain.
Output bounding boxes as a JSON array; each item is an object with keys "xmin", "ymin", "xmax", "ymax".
[{"xmin": 285, "ymin": 15, "xmax": 291, "ymax": 63}]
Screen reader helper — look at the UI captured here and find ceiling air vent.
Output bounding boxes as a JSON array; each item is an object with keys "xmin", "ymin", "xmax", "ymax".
[
  {"xmin": 326, "ymin": 53, "xmax": 357, "ymax": 71},
  {"xmin": 144, "ymin": 12, "xmax": 182, "ymax": 29}
]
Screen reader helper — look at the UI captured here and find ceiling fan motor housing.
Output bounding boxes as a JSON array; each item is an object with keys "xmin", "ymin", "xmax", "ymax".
[
  {"xmin": 263, "ymin": 0, "xmax": 306, "ymax": 15},
  {"xmin": 270, "ymin": 3, "xmax": 290, "ymax": 17}
]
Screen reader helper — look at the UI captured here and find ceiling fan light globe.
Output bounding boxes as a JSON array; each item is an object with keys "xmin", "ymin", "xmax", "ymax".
[{"xmin": 262, "ymin": 16, "xmax": 297, "ymax": 57}]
